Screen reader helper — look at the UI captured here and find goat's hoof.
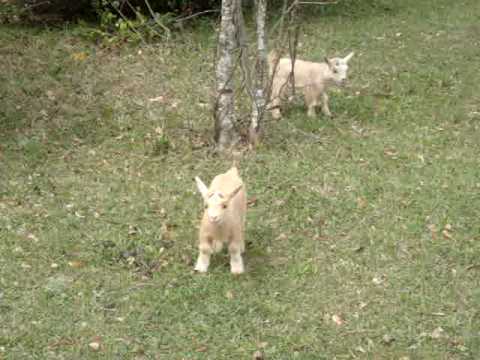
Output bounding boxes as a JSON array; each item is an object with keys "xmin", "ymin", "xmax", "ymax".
[
  {"xmin": 194, "ymin": 264, "xmax": 209, "ymax": 273},
  {"xmin": 230, "ymin": 265, "xmax": 245, "ymax": 275}
]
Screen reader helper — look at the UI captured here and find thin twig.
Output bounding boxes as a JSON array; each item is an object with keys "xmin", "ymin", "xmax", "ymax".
[
  {"xmin": 23, "ymin": 0, "xmax": 51, "ymax": 10},
  {"xmin": 175, "ymin": 10, "xmax": 220, "ymax": 23},
  {"xmin": 298, "ymin": 1, "xmax": 338, "ymax": 5},
  {"xmin": 107, "ymin": 0, "xmax": 147, "ymax": 45},
  {"xmin": 143, "ymin": 0, "xmax": 171, "ymax": 38}
]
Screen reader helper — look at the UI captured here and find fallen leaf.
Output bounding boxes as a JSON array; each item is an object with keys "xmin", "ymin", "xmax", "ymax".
[
  {"xmin": 353, "ymin": 245, "xmax": 365, "ymax": 253},
  {"xmin": 88, "ymin": 341, "xmax": 101, "ymax": 351},
  {"xmin": 149, "ymin": 96, "xmax": 165, "ymax": 103},
  {"xmin": 383, "ymin": 147, "xmax": 398, "ymax": 158},
  {"xmin": 26, "ymin": 233, "xmax": 39, "ymax": 242},
  {"xmin": 359, "ymin": 301, "xmax": 368, "ymax": 310},
  {"xmin": 225, "ymin": 290, "xmax": 234, "ymax": 300},
  {"xmin": 355, "ymin": 346, "xmax": 366, "ymax": 353},
  {"xmin": 372, "ymin": 274, "xmax": 386, "ymax": 285},
  {"xmin": 382, "ymin": 334, "xmax": 395, "ymax": 345},
  {"xmin": 196, "ymin": 346, "xmax": 207, "ymax": 352},
  {"xmin": 431, "ymin": 327, "xmax": 445, "ymax": 339},
  {"xmin": 332, "ymin": 314, "xmax": 345, "ymax": 326},
  {"xmin": 356, "ymin": 197, "xmax": 368, "ymax": 208},
  {"xmin": 68, "ymin": 260, "xmax": 84, "ymax": 268},
  {"xmin": 442, "ymin": 229, "xmax": 453, "ymax": 240},
  {"xmin": 276, "ymin": 233, "xmax": 287, "ymax": 241},
  {"xmin": 46, "ymin": 90, "xmax": 55, "ymax": 101},
  {"xmin": 72, "ymin": 51, "xmax": 88, "ymax": 61},
  {"xmin": 247, "ymin": 197, "xmax": 258, "ymax": 207},
  {"xmin": 128, "ymin": 225, "xmax": 139, "ymax": 235}
]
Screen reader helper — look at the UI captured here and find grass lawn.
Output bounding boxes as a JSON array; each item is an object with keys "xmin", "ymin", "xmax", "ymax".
[{"xmin": 1, "ymin": 0, "xmax": 480, "ymax": 358}]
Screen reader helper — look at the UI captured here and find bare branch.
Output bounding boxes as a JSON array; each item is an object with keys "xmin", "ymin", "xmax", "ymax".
[
  {"xmin": 298, "ymin": 1, "xmax": 338, "ymax": 5},
  {"xmin": 107, "ymin": 0, "xmax": 147, "ymax": 45},
  {"xmin": 175, "ymin": 10, "xmax": 220, "ymax": 23},
  {"xmin": 143, "ymin": 0, "xmax": 171, "ymax": 38}
]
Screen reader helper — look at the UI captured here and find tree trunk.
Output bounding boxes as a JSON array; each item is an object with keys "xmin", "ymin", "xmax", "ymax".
[
  {"xmin": 214, "ymin": 0, "xmax": 240, "ymax": 151},
  {"xmin": 249, "ymin": 0, "xmax": 268, "ymax": 147}
]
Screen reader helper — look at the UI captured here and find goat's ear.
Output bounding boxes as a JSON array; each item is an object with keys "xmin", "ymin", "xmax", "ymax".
[
  {"xmin": 227, "ymin": 184, "xmax": 243, "ymax": 201},
  {"xmin": 344, "ymin": 52, "xmax": 354, "ymax": 63},
  {"xmin": 195, "ymin": 176, "xmax": 209, "ymax": 201}
]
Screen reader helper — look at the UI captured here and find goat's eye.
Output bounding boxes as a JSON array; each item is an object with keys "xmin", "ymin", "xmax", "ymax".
[
  {"xmin": 333, "ymin": 69, "xmax": 338, "ymax": 74},
  {"xmin": 222, "ymin": 204, "xmax": 227, "ymax": 209}
]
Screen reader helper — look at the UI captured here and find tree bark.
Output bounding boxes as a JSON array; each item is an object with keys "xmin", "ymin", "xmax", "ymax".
[
  {"xmin": 249, "ymin": 0, "xmax": 268, "ymax": 147},
  {"xmin": 214, "ymin": 0, "xmax": 240, "ymax": 151}
]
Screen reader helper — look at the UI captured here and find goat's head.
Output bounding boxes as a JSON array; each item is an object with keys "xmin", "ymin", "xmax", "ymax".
[
  {"xmin": 195, "ymin": 177, "xmax": 243, "ymax": 224},
  {"xmin": 325, "ymin": 52, "xmax": 354, "ymax": 86}
]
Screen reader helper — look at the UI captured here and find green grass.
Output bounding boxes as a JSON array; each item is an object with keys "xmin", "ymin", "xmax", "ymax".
[{"xmin": 1, "ymin": 0, "xmax": 480, "ymax": 358}]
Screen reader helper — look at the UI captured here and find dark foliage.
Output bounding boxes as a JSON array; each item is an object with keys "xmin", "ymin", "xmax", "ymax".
[{"xmin": 16, "ymin": 0, "xmax": 223, "ymax": 20}]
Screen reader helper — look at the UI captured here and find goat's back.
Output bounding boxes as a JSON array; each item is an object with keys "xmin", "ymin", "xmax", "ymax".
[{"xmin": 276, "ymin": 58, "xmax": 330, "ymax": 87}]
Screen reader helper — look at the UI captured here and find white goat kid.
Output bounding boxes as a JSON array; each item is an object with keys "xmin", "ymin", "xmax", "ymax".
[
  {"xmin": 194, "ymin": 165, "xmax": 247, "ymax": 274},
  {"xmin": 269, "ymin": 51, "xmax": 354, "ymax": 119}
]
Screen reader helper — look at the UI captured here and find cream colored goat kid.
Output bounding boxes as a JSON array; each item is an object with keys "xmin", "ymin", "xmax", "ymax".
[
  {"xmin": 269, "ymin": 51, "xmax": 354, "ymax": 119},
  {"xmin": 194, "ymin": 165, "xmax": 247, "ymax": 274}
]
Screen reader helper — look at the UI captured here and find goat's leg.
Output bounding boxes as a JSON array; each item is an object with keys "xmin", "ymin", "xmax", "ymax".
[
  {"xmin": 271, "ymin": 97, "xmax": 282, "ymax": 120},
  {"xmin": 194, "ymin": 240, "xmax": 213, "ymax": 273},
  {"xmin": 228, "ymin": 239, "xmax": 245, "ymax": 274},
  {"xmin": 304, "ymin": 87, "xmax": 317, "ymax": 118},
  {"xmin": 239, "ymin": 224, "xmax": 246, "ymax": 254},
  {"xmin": 270, "ymin": 80, "xmax": 283, "ymax": 119},
  {"xmin": 321, "ymin": 92, "xmax": 332, "ymax": 117}
]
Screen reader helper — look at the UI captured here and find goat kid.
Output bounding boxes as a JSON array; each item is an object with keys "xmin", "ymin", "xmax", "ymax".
[
  {"xmin": 194, "ymin": 165, "xmax": 247, "ymax": 274},
  {"xmin": 269, "ymin": 51, "xmax": 354, "ymax": 119}
]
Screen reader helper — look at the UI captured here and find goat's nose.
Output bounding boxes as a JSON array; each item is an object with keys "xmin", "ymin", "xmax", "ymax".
[{"xmin": 209, "ymin": 215, "xmax": 219, "ymax": 223}]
